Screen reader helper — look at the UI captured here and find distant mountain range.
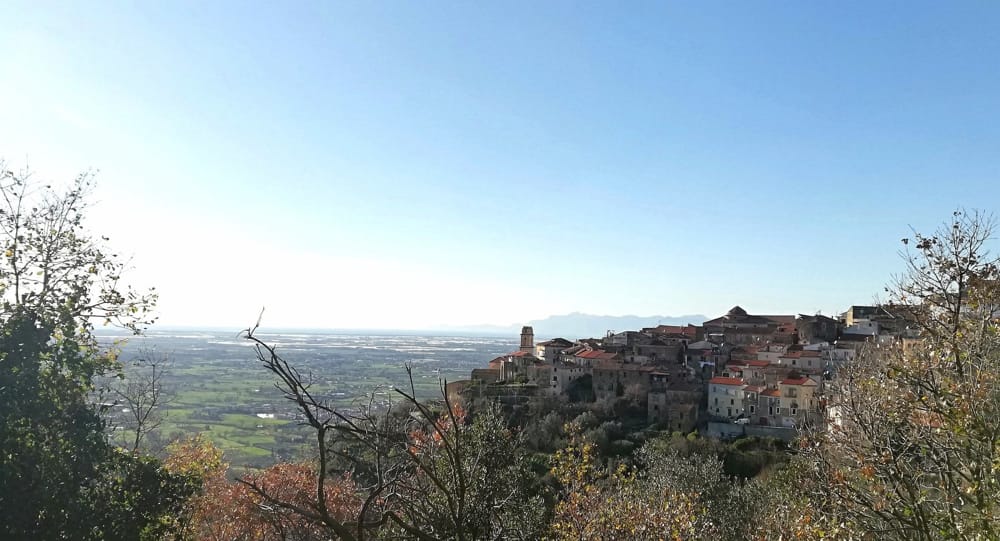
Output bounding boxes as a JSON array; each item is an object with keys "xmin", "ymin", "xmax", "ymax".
[{"xmin": 436, "ymin": 312, "xmax": 708, "ymax": 340}]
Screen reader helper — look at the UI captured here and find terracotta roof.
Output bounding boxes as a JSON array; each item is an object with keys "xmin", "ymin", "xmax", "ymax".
[
  {"xmin": 762, "ymin": 388, "xmax": 781, "ymax": 397},
  {"xmin": 537, "ymin": 338, "xmax": 574, "ymax": 347},
  {"xmin": 709, "ymin": 376, "xmax": 745, "ymax": 386},
  {"xmin": 575, "ymin": 350, "xmax": 619, "ymax": 360},
  {"xmin": 747, "ymin": 360, "xmax": 771, "ymax": 367},
  {"xmin": 743, "ymin": 385, "xmax": 765, "ymax": 393},
  {"xmin": 490, "ymin": 351, "xmax": 537, "ymax": 363},
  {"xmin": 646, "ymin": 324, "xmax": 700, "ymax": 337}
]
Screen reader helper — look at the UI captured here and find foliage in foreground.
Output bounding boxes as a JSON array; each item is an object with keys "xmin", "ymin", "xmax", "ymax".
[
  {"xmin": 800, "ymin": 211, "xmax": 1000, "ymax": 540},
  {"xmin": 0, "ymin": 165, "xmax": 193, "ymax": 540}
]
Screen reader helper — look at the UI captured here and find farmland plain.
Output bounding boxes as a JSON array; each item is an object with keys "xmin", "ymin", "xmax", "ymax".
[{"xmin": 98, "ymin": 329, "xmax": 515, "ymax": 469}]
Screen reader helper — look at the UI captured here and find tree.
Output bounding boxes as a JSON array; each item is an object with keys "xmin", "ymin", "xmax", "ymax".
[
  {"xmin": 164, "ymin": 434, "xmax": 231, "ymax": 540},
  {"xmin": 0, "ymin": 162, "xmax": 181, "ymax": 539},
  {"xmin": 565, "ymin": 373, "xmax": 594, "ymax": 403},
  {"xmin": 803, "ymin": 210, "xmax": 1000, "ymax": 539},
  {"xmin": 111, "ymin": 346, "xmax": 172, "ymax": 453},
  {"xmin": 239, "ymin": 323, "xmax": 546, "ymax": 540},
  {"xmin": 166, "ymin": 434, "xmax": 362, "ymax": 541},
  {"xmin": 547, "ymin": 424, "xmax": 706, "ymax": 540},
  {"xmin": 0, "ymin": 163, "xmax": 156, "ymax": 330}
]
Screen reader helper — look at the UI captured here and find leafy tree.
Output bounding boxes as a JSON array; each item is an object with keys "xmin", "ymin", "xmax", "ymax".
[
  {"xmin": 548, "ymin": 425, "xmax": 706, "ymax": 540},
  {"xmin": 740, "ymin": 459, "xmax": 835, "ymax": 541},
  {"xmin": 168, "ymin": 434, "xmax": 361, "ymax": 541},
  {"xmin": 803, "ymin": 210, "xmax": 1000, "ymax": 539},
  {"xmin": 522, "ymin": 410, "xmax": 566, "ymax": 452},
  {"xmin": 0, "ymin": 309, "xmax": 112, "ymax": 537},
  {"xmin": 0, "ymin": 163, "xmax": 181, "ymax": 539},
  {"xmin": 83, "ymin": 449, "xmax": 198, "ymax": 540},
  {"xmin": 164, "ymin": 434, "xmax": 231, "ymax": 540}
]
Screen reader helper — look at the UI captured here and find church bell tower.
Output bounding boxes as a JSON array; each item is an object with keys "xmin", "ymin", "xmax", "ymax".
[{"xmin": 519, "ymin": 326, "xmax": 534, "ymax": 353}]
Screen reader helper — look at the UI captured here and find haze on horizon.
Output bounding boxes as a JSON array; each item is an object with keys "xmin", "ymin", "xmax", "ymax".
[{"xmin": 3, "ymin": 2, "xmax": 999, "ymax": 330}]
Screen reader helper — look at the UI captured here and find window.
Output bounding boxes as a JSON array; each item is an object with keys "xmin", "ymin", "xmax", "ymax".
[
  {"xmin": 791, "ymin": 407, "xmax": 798, "ymax": 415},
  {"xmin": 730, "ymin": 398, "xmax": 734, "ymax": 405},
  {"xmin": 750, "ymin": 405, "xmax": 756, "ymax": 414},
  {"xmin": 714, "ymin": 397, "xmax": 718, "ymax": 405},
  {"xmin": 769, "ymin": 406, "xmax": 774, "ymax": 415}
]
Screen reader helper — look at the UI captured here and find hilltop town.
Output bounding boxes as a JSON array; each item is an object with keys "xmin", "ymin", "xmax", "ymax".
[{"xmin": 456, "ymin": 304, "xmax": 921, "ymax": 440}]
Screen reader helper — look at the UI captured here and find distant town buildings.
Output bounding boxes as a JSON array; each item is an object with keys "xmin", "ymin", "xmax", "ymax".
[{"xmin": 461, "ymin": 303, "xmax": 922, "ymax": 439}]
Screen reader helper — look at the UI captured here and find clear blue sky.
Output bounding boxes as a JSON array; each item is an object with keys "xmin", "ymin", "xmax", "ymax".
[{"xmin": 2, "ymin": 1, "xmax": 998, "ymax": 329}]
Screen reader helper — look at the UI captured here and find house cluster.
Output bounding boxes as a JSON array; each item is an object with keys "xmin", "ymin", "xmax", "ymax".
[{"xmin": 465, "ymin": 304, "xmax": 921, "ymax": 435}]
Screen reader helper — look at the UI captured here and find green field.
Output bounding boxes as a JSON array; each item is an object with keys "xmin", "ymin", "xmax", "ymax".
[{"xmin": 104, "ymin": 331, "xmax": 512, "ymax": 469}]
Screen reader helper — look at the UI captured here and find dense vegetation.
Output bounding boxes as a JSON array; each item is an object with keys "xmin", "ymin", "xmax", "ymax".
[
  {"xmin": 1, "ymin": 164, "xmax": 998, "ymax": 540},
  {"xmin": 0, "ymin": 165, "xmax": 196, "ymax": 539}
]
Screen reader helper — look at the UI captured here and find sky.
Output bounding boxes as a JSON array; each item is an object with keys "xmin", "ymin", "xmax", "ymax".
[{"xmin": 2, "ymin": 1, "xmax": 999, "ymax": 330}]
